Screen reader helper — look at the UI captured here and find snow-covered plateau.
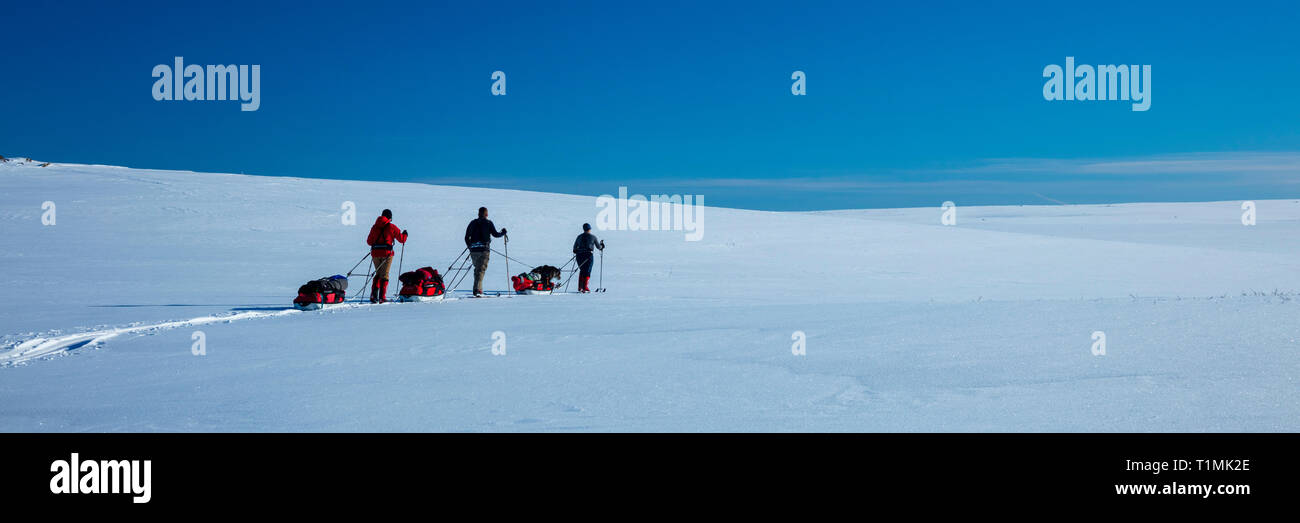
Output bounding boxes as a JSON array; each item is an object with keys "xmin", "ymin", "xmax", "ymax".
[{"xmin": 2, "ymin": 160, "xmax": 1297, "ymax": 431}]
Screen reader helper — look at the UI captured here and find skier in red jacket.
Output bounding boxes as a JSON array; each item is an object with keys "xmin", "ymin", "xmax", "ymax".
[{"xmin": 366, "ymin": 209, "xmax": 408, "ymax": 303}]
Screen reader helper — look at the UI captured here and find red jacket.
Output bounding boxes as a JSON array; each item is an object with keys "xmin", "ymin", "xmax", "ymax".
[{"xmin": 367, "ymin": 216, "xmax": 407, "ymax": 257}]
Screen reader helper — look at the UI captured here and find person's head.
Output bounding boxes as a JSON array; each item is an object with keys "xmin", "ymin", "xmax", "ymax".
[
  {"xmin": 478, "ymin": 207, "xmax": 488, "ymax": 218},
  {"xmin": 582, "ymin": 223, "xmax": 591, "ymax": 232},
  {"xmin": 382, "ymin": 209, "xmax": 392, "ymax": 220}
]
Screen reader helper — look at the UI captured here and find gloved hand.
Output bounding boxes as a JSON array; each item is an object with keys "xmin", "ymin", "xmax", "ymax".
[
  {"xmin": 403, "ymin": 230, "xmax": 409, "ymax": 236},
  {"xmin": 501, "ymin": 228, "xmax": 508, "ymax": 235},
  {"xmin": 598, "ymin": 240, "xmax": 605, "ymax": 250}
]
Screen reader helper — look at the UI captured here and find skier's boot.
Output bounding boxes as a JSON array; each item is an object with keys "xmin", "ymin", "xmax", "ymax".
[
  {"xmin": 579, "ymin": 275, "xmax": 590, "ymax": 293},
  {"xmin": 370, "ymin": 280, "xmax": 381, "ymax": 304},
  {"xmin": 378, "ymin": 279, "xmax": 389, "ymax": 304}
]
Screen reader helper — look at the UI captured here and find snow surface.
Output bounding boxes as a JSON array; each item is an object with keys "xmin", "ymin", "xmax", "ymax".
[{"xmin": 1, "ymin": 161, "xmax": 1298, "ymax": 431}]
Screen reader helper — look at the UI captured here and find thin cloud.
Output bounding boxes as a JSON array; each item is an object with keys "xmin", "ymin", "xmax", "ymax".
[
  {"xmin": 657, "ymin": 151, "xmax": 1300, "ymax": 191},
  {"xmin": 958, "ymin": 152, "xmax": 1300, "ymax": 176}
]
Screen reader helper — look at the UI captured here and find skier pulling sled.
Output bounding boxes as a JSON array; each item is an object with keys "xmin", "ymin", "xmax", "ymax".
[
  {"xmin": 572, "ymin": 223, "xmax": 605, "ymax": 293},
  {"xmin": 397, "ymin": 266, "xmax": 447, "ymax": 302},
  {"xmin": 512, "ymin": 265, "xmax": 563, "ymax": 295},
  {"xmin": 366, "ymin": 209, "xmax": 408, "ymax": 303},
  {"xmin": 293, "ymin": 275, "xmax": 349, "ymax": 310}
]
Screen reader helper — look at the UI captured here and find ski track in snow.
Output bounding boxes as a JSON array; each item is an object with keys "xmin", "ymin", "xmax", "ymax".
[
  {"xmin": 0, "ymin": 308, "xmax": 302, "ymax": 366},
  {"xmin": 0, "ymin": 301, "xmax": 415, "ymax": 366},
  {"xmin": 0, "ymin": 293, "xmax": 557, "ymax": 366}
]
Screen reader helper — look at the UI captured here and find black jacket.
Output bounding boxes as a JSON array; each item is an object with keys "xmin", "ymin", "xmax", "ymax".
[
  {"xmin": 465, "ymin": 217, "xmax": 504, "ymax": 252},
  {"xmin": 573, "ymin": 232, "xmax": 603, "ymax": 254}
]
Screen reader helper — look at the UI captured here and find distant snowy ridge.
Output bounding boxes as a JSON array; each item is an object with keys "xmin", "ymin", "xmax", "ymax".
[{"xmin": 0, "ymin": 155, "xmax": 51, "ymax": 167}]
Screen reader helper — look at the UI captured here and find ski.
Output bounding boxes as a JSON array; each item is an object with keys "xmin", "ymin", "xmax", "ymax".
[{"xmin": 456, "ymin": 290, "xmax": 509, "ymax": 298}]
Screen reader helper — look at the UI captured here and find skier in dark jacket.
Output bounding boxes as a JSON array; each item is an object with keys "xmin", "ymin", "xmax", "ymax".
[
  {"xmin": 464, "ymin": 207, "xmax": 506, "ymax": 296},
  {"xmin": 366, "ymin": 209, "xmax": 408, "ymax": 303},
  {"xmin": 572, "ymin": 223, "xmax": 604, "ymax": 293}
]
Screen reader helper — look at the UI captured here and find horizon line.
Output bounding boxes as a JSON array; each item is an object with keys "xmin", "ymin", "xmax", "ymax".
[{"xmin": 8, "ymin": 150, "xmax": 1299, "ymax": 213}]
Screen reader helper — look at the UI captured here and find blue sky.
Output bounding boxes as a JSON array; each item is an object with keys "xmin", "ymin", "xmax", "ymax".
[{"xmin": 3, "ymin": 0, "xmax": 1298, "ymax": 210}]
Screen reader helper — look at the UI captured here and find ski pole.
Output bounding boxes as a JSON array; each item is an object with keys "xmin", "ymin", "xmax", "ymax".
[
  {"xmin": 503, "ymin": 234, "xmax": 510, "ymax": 290},
  {"xmin": 397, "ymin": 241, "xmax": 405, "ymax": 280},
  {"xmin": 598, "ymin": 248, "xmax": 603, "ymax": 292}
]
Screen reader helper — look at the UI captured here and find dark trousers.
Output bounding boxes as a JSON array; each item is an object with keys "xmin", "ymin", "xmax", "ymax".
[{"xmin": 577, "ymin": 252, "xmax": 594, "ymax": 278}]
